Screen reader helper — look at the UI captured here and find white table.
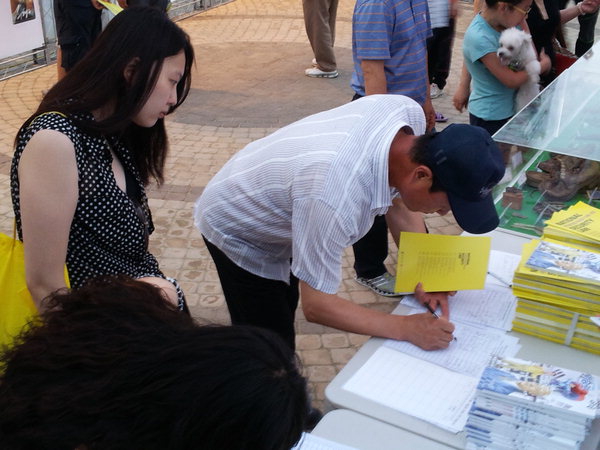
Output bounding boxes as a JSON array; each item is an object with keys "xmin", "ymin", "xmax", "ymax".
[
  {"xmin": 326, "ymin": 333, "xmax": 600, "ymax": 449},
  {"xmin": 311, "ymin": 409, "xmax": 450, "ymax": 449},
  {"xmin": 326, "ymin": 230, "xmax": 600, "ymax": 449}
]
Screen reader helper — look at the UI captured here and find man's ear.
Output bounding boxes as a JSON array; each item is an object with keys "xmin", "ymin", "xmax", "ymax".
[
  {"xmin": 123, "ymin": 57, "xmax": 141, "ymax": 84},
  {"xmin": 414, "ymin": 165, "xmax": 434, "ymax": 183}
]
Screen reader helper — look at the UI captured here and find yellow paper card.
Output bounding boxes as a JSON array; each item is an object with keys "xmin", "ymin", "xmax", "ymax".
[
  {"xmin": 97, "ymin": 0, "xmax": 123, "ymax": 15},
  {"xmin": 395, "ymin": 232, "xmax": 491, "ymax": 293}
]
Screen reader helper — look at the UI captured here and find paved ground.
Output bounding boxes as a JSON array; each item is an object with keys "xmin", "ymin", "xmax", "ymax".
[{"xmin": 0, "ymin": 0, "xmax": 589, "ymax": 412}]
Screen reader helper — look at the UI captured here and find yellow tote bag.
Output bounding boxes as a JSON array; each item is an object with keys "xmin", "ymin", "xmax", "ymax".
[
  {"xmin": 1, "ymin": 111, "xmax": 70, "ymax": 347},
  {"xmin": 0, "ymin": 228, "xmax": 69, "ymax": 348}
]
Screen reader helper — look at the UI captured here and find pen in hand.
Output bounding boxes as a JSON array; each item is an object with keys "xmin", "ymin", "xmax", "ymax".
[
  {"xmin": 424, "ymin": 302, "xmax": 440, "ymax": 318},
  {"xmin": 424, "ymin": 302, "xmax": 457, "ymax": 341}
]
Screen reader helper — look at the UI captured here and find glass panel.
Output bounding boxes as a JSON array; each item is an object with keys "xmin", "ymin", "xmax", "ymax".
[
  {"xmin": 493, "ymin": 43, "xmax": 600, "ymax": 162},
  {"xmin": 491, "ymin": 43, "xmax": 600, "ymax": 236}
]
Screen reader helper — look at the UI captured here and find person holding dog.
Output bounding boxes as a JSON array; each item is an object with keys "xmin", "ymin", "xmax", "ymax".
[{"xmin": 453, "ymin": 0, "xmax": 551, "ymax": 136}]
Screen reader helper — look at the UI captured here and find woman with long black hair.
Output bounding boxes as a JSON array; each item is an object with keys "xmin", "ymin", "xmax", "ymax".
[{"xmin": 11, "ymin": 7, "xmax": 194, "ymax": 311}]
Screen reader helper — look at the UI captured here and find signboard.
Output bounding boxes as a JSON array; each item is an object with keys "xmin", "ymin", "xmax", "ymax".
[{"xmin": 0, "ymin": 0, "xmax": 45, "ymax": 59}]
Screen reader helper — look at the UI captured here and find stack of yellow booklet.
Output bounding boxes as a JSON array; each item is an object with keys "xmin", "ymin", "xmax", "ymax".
[{"xmin": 512, "ymin": 202, "xmax": 600, "ymax": 355}]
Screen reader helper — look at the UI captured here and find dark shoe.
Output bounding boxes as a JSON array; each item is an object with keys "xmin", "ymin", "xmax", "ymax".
[{"xmin": 305, "ymin": 407, "xmax": 323, "ymax": 431}]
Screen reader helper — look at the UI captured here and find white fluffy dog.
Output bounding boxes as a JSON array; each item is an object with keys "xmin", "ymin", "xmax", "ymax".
[{"xmin": 497, "ymin": 27, "xmax": 541, "ymax": 111}]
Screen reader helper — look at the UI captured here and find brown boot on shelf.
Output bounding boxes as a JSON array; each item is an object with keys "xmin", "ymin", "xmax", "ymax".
[
  {"xmin": 525, "ymin": 171, "xmax": 551, "ymax": 188},
  {"xmin": 537, "ymin": 155, "xmax": 563, "ymax": 173},
  {"xmin": 540, "ymin": 158, "xmax": 600, "ymax": 201}
]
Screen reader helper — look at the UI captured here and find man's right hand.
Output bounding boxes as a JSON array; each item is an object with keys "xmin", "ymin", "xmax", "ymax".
[
  {"xmin": 402, "ymin": 313, "xmax": 455, "ymax": 350},
  {"xmin": 300, "ymin": 281, "xmax": 456, "ymax": 351}
]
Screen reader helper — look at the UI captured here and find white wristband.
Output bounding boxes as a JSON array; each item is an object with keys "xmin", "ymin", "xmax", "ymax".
[{"xmin": 577, "ymin": 3, "xmax": 584, "ymax": 15}]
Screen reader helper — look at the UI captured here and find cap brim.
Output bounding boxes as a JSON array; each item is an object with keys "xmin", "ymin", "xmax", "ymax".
[{"xmin": 448, "ymin": 192, "xmax": 499, "ymax": 234}]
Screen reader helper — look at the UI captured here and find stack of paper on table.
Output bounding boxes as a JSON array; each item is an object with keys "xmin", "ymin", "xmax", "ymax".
[
  {"xmin": 510, "ymin": 204, "xmax": 600, "ymax": 354},
  {"xmin": 465, "ymin": 356, "xmax": 600, "ymax": 450},
  {"xmin": 341, "ymin": 286, "xmax": 520, "ymax": 434}
]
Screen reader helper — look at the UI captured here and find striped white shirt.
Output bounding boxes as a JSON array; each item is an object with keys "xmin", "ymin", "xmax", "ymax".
[{"xmin": 194, "ymin": 95, "xmax": 426, "ymax": 294}]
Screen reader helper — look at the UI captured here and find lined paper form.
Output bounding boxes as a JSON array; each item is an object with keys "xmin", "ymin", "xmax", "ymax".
[
  {"xmin": 400, "ymin": 286, "xmax": 518, "ymax": 331},
  {"xmin": 388, "ymin": 285, "xmax": 520, "ymax": 378},
  {"xmin": 384, "ymin": 322, "xmax": 520, "ymax": 378},
  {"xmin": 342, "ymin": 346, "xmax": 478, "ymax": 433},
  {"xmin": 486, "ymin": 250, "xmax": 521, "ymax": 288},
  {"xmin": 342, "ymin": 273, "xmax": 522, "ymax": 434}
]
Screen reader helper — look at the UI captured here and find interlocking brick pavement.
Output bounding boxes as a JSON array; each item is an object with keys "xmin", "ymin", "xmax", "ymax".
[
  {"xmin": 0, "ymin": 0, "xmax": 475, "ymax": 414},
  {"xmin": 0, "ymin": 0, "xmax": 588, "ymax": 412}
]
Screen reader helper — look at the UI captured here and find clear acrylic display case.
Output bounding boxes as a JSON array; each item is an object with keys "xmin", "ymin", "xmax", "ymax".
[{"xmin": 490, "ymin": 42, "xmax": 600, "ymax": 237}]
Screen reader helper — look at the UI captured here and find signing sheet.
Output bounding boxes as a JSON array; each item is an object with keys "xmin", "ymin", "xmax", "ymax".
[
  {"xmin": 387, "ymin": 287, "xmax": 520, "ymax": 377},
  {"xmin": 384, "ymin": 321, "xmax": 520, "ymax": 378},
  {"xmin": 342, "ymin": 346, "xmax": 478, "ymax": 433},
  {"xmin": 399, "ymin": 286, "xmax": 518, "ymax": 331}
]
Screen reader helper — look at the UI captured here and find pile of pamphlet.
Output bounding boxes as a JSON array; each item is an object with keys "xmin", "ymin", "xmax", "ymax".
[
  {"xmin": 466, "ymin": 356, "xmax": 600, "ymax": 449},
  {"xmin": 511, "ymin": 202, "xmax": 600, "ymax": 354}
]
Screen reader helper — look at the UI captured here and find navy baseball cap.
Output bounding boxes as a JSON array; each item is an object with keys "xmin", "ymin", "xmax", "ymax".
[{"xmin": 424, "ymin": 124, "xmax": 505, "ymax": 234}]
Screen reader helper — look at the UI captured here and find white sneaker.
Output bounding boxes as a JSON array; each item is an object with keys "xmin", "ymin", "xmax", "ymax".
[
  {"xmin": 305, "ymin": 67, "xmax": 339, "ymax": 78},
  {"xmin": 430, "ymin": 83, "xmax": 443, "ymax": 99},
  {"xmin": 311, "ymin": 58, "xmax": 318, "ymax": 67},
  {"xmin": 355, "ymin": 272, "xmax": 402, "ymax": 297}
]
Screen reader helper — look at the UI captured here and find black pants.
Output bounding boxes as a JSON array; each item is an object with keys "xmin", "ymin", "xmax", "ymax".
[
  {"xmin": 574, "ymin": 3, "xmax": 598, "ymax": 57},
  {"xmin": 352, "ymin": 215, "xmax": 389, "ymax": 279},
  {"xmin": 53, "ymin": 0, "xmax": 102, "ymax": 70},
  {"xmin": 427, "ymin": 20, "xmax": 456, "ymax": 90},
  {"xmin": 559, "ymin": 0, "xmax": 598, "ymax": 57},
  {"xmin": 203, "ymin": 237, "xmax": 299, "ymax": 350},
  {"xmin": 469, "ymin": 113, "xmax": 510, "ymax": 137}
]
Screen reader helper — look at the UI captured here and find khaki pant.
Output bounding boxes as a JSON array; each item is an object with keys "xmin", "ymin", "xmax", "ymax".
[{"xmin": 302, "ymin": 0, "xmax": 339, "ymax": 72}]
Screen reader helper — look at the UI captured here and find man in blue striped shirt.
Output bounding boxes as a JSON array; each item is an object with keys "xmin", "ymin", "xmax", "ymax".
[
  {"xmin": 350, "ymin": 0, "xmax": 439, "ymax": 298},
  {"xmin": 195, "ymin": 95, "xmax": 504, "ymax": 352}
]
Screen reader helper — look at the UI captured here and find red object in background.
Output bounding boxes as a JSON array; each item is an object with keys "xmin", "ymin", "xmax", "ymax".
[{"xmin": 555, "ymin": 53, "xmax": 577, "ymax": 76}]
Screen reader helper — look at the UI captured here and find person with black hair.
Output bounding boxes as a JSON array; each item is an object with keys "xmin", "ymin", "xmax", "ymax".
[
  {"xmin": 528, "ymin": 0, "xmax": 599, "ymax": 86},
  {"xmin": 0, "ymin": 277, "xmax": 309, "ymax": 450},
  {"xmin": 11, "ymin": 7, "xmax": 194, "ymax": 312},
  {"xmin": 453, "ymin": 0, "xmax": 551, "ymax": 135},
  {"xmin": 195, "ymin": 95, "xmax": 505, "ymax": 353}
]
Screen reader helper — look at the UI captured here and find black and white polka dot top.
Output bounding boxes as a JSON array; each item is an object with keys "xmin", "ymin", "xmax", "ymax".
[{"xmin": 11, "ymin": 111, "xmax": 164, "ymax": 289}]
